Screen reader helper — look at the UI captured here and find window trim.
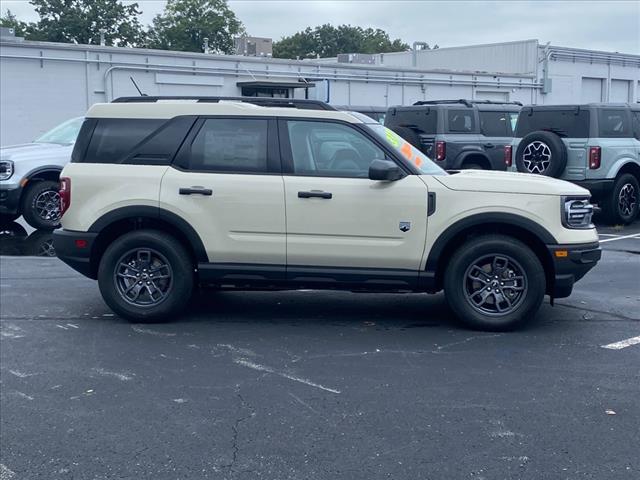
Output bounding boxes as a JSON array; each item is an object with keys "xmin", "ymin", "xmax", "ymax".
[
  {"xmin": 278, "ymin": 117, "xmax": 417, "ymax": 178},
  {"xmin": 172, "ymin": 115, "xmax": 281, "ymax": 175}
]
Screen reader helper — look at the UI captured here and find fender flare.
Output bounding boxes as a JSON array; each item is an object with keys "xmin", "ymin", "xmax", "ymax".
[
  {"xmin": 424, "ymin": 212, "xmax": 557, "ymax": 278},
  {"xmin": 88, "ymin": 205, "xmax": 208, "ymax": 262},
  {"xmin": 454, "ymin": 150, "xmax": 491, "ymax": 169},
  {"xmin": 25, "ymin": 165, "xmax": 63, "ymax": 181},
  {"xmin": 605, "ymin": 158, "xmax": 640, "ymax": 180}
]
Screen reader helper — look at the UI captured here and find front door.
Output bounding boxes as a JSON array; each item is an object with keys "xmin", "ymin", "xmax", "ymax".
[{"xmin": 280, "ymin": 119, "xmax": 429, "ymax": 280}]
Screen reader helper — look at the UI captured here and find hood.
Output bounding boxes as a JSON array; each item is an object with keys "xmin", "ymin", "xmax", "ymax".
[
  {"xmin": 0, "ymin": 142, "xmax": 73, "ymax": 162},
  {"xmin": 433, "ymin": 170, "xmax": 589, "ymax": 196}
]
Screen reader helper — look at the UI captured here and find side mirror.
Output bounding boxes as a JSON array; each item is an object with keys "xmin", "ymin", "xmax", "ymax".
[{"xmin": 369, "ymin": 159, "xmax": 404, "ymax": 181}]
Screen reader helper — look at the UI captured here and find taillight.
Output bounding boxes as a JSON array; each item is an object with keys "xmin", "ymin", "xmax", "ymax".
[
  {"xmin": 504, "ymin": 145, "xmax": 513, "ymax": 167},
  {"xmin": 435, "ymin": 141, "xmax": 446, "ymax": 161},
  {"xmin": 589, "ymin": 147, "xmax": 601, "ymax": 169},
  {"xmin": 59, "ymin": 177, "xmax": 71, "ymax": 216}
]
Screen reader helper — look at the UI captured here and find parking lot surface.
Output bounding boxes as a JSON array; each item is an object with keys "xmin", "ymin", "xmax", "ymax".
[{"xmin": 1, "ymin": 223, "xmax": 639, "ymax": 479}]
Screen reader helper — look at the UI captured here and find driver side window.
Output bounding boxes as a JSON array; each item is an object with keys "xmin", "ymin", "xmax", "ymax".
[{"xmin": 286, "ymin": 120, "xmax": 386, "ymax": 178}]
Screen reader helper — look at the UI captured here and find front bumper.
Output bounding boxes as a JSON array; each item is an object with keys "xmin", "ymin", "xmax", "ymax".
[
  {"xmin": 53, "ymin": 229, "xmax": 98, "ymax": 279},
  {"xmin": 547, "ymin": 241, "xmax": 601, "ymax": 298},
  {"xmin": 0, "ymin": 184, "xmax": 23, "ymax": 215}
]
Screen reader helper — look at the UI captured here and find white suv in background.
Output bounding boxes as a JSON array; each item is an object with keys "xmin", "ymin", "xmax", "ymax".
[
  {"xmin": 0, "ymin": 117, "xmax": 83, "ymax": 229},
  {"xmin": 53, "ymin": 99, "xmax": 601, "ymax": 331}
]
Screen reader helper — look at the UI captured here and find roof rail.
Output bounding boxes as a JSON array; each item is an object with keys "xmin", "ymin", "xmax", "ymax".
[
  {"xmin": 112, "ymin": 96, "xmax": 337, "ymax": 111},
  {"xmin": 412, "ymin": 99, "xmax": 523, "ymax": 107}
]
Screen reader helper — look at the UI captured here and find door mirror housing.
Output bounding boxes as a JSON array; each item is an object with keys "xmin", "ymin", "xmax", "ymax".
[{"xmin": 369, "ymin": 159, "xmax": 404, "ymax": 181}]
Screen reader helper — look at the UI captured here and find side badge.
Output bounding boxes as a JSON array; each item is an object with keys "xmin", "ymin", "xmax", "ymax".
[{"xmin": 399, "ymin": 221, "xmax": 411, "ymax": 232}]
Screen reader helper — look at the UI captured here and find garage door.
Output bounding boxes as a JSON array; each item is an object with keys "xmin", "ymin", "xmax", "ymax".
[
  {"xmin": 610, "ymin": 79, "xmax": 631, "ymax": 102},
  {"xmin": 581, "ymin": 78, "xmax": 603, "ymax": 102}
]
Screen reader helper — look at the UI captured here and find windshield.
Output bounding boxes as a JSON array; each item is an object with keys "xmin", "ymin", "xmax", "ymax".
[
  {"xmin": 34, "ymin": 117, "xmax": 84, "ymax": 145},
  {"xmin": 367, "ymin": 124, "xmax": 447, "ymax": 175}
]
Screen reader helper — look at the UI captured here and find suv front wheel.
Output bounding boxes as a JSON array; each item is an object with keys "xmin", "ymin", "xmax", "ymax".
[
  {"xmin": 98, "ymin": 230, "xmax": 194, "ymax": 322},
  {"xmin": 444, "ymin": 235, "xmax": 545, "ymax": 331},
  {"xmin": 601, "ymin": 173, "xmax": 639, "ymax": 225}
]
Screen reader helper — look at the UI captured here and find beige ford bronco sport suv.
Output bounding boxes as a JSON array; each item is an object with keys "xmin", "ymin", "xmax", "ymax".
[{"xmin": 53, "ymin": 99, "xmax": 601, "ymax": 330}]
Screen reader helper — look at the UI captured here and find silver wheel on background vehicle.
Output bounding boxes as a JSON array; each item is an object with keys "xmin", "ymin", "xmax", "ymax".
[
  {"xmin": 463, "ymin": 254, "xmax": 528, "ymax": 316},
  {"xmin": 618, "ymin": 183, "xmax": 637, "ymax": 218},
  {"xmin": 34, "ymin": 190, "xmax": 61, "ymax": 223},
  {"xmin": 522, "ymin": 141, "xmax": 552, "ymax": 174},
  {"xmin": 113, "ymin": 248, "xmax": 173, "ymax": 307}
]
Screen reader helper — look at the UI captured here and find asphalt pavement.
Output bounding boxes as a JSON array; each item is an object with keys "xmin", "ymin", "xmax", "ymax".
[{"xmin": 0, "ymin": 222, "xmax": 639, "ymax": 480}]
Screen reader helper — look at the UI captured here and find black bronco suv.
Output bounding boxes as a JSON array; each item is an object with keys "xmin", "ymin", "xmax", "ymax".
[{"xmin": 385, "ymin": 99, "xmax": 521, "ymax": 170}]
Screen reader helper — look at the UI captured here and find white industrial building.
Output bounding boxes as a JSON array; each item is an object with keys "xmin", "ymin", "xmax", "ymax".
[{"xmin": 1, "ymin": 34, "xmax": 638, "ymax": 144}]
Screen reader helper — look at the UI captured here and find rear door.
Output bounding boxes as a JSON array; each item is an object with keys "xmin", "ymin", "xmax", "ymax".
[
  {"xmin": 478, "ymin": 110, "xmax": 514, "ymax": 170},
  {"xmin": 280, "ymin": 118, "xmax": 429, "ymax": 282},
  {"xmin": 159, "ymin": 116, "xmax": 286, "ymax": 270},
  {"xmin": 595, "ymin": 108, "xmax": 636, "ymax": 180}
]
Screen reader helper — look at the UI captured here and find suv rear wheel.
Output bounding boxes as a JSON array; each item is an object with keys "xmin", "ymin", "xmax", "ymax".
[
  {"xmin": 98, "ymin": 230, "xmax": 194, "ymax": 322},
  {"xmin": 444, "ymin": 235, "xmax": 545, "ymax": 331},
  {"xmin": 601, "ymin": 173, "xmax": 639, "ymax": 225},
  {"xmin": 21, "ymin": 180, "xmax": 62, "ymax": 230}
]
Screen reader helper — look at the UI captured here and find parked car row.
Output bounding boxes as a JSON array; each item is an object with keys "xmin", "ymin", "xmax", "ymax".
[{"xmin": 2, "ymin": 98, "xmax": 638, "ymax": 231}]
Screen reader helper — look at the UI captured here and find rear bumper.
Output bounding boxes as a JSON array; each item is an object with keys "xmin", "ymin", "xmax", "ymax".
[
  {"xmin": 0, "ymin": 184, "xmax": 23, "ymax": 215},
  {"xmin": 53, "ymin": 229, "xmax": 98, "ymax": 279},
  {"xmin": 573, "ymin": 179, "xmax": 614, "ymax": 201},
  {"xmin": 547, "ymin": 241, "xmax": 601, "ymax": 298}
]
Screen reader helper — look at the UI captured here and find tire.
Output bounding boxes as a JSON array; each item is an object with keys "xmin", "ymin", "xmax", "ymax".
[
  {"xmin": 25, "ymin": 230, "xmax": 56, "ymax": 257},
  {"xmin": 601, "ymin": 173, "xmax": 639, "ymax": 225},
  {"xmin": 21, "ymin": 180, "xmax": 61, "ymax": 230},
  {"xmin": 390, "ymin": 126, "xmax": 421, "ymax": 149},
  {"xmin": 515, "ymin": 131, "xmax": 567, "ymax": 178},
  {"xmin": 98, "ymin": 230, "xmax": 194, "ymax": 322},
  {"xmin": 462, "ymin": 163, "xmax": 484, "ymax": 170},
  {"xmin": 444, "ymin": 235, "xmax": 546, "ymax": 331},
  {"xmin": 0, "ymin": 213, "xmax": 20, "ymax": 224}
]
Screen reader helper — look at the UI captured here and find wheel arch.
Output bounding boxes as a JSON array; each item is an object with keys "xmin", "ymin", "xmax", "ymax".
[
  {"xmin": 24, "ymin": 166, "xmax": 63, "ymax": 183},
  {"xmin": 87, "ymin": 206, "xmax": 208, "ymax": 279},
  {"xmin": 609, "ymin": 160, "xmax": 640, "ymax": 183},
  {"xmin": 458, "ymin": 152, "xmax": 492, "ymax": 170},
  {"xmin": 424, "ymin": 213, "xmax": 556, "ymax": 293}
]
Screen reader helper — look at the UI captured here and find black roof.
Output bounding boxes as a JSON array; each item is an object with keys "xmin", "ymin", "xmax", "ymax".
[{"xmin": 112, "ymin": 96, "xmax": 336, "ymax": 110}]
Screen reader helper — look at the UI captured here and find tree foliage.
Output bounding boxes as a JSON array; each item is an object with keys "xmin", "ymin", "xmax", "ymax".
[
  {"xmin": 146, "ymin": 0, "xmax": 244, "ymax": 54},
  {"xmin": 0, "ymin": 9, "xmax": 36, "ymax": 38},
  {"xmin": 273, "ymin": 24, "xmax": 409, "ymax": 59},
  {"xmin": 25, "ymin": 0, "xmax": 144, "ymax": 46}
]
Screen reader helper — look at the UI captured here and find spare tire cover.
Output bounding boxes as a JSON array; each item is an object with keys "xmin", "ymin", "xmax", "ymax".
[
  {"xmin": 390, "ymin": 126, "xmax": 421, "ymax": 149},
  {"xmin": 515, "ymin": 131, "xmax": 567, "ymax": 178}
]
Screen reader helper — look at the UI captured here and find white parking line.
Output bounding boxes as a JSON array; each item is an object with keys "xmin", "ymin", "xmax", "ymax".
[
  {"xmin": 599, "ymin": 233, "xmax": 640, "ymax": 243},
  {"xmin": 601, "ymin": 336, "xmax": 640, "ymax": 350}
]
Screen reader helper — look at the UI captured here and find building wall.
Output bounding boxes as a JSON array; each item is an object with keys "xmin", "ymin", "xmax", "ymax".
[{"xmin": 0, "ymin": 39, "xmax": 541, "ymax": 144}]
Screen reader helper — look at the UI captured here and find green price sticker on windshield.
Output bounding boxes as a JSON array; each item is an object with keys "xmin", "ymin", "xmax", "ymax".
[{"xmin": 385, "ymin": 128, "xmax": 401, "ymax": 147}]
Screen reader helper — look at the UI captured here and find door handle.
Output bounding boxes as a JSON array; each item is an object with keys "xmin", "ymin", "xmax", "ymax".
[
  {"xmin": 298, "ymin": 191, "xmax": 332, "ymax": 199},
  {"xmin": 179, "ymin": 187, "xmax": 213, "ymax": 196},
  {"xmin": 484, "ymin": 143, "xmax": 495, "ymax": 149}
]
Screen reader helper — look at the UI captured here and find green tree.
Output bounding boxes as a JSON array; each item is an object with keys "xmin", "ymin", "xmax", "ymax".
[
  {"xmin": 147, "ymin": 0, "xmax": 244, "ymax": 53},
  {"xmin": 273, "ymin": 24, "xmax": 409, "ymax": 59},
  {"xmin": 0, "ymin": 9, "xmax": 35, "ymax": 38},
  {"xmin": 27, "ymin": 0, "xmax": 144, "ymax": 46}
]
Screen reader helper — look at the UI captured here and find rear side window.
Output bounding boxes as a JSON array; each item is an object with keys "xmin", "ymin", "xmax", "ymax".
[
  {"xmin": 515, "ymin": 109, "xmax": 590, "ymax": 138},
  {"xmin": 479, "ymin": 111, "xmax": 511, "ymax": 136},
  {"xmin": 632, "ymin": 111, "xmax": 640, "ymax": 140},
  {"xmin": 598, "ymin": 109, "xmax": 630, "ymax": 138},
  {"xmin": 448, "ymin": 109, "xmax": 475, "ymax": 133},
  {"xmin": 189, "ymin": 118, "xmax": 268, "ymax": 173},
  {"xmin": 385, "ymin": 109, "xmax": 437, "ymax": 134},
  {"xmin": 83, "ymin": 119, "xmax": 164, "ymax": 163}
]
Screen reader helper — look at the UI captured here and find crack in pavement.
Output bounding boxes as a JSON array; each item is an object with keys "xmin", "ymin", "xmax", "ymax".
[
  {"xmin": 222, "ymin": 388, "xmax": 255, "ymax": 476},
  {"xmin": 554, "ymin": 302, "xmax": 639, "ymax": 321}
]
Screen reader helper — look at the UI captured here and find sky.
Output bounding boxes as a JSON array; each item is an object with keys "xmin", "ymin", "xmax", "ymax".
[{"xmin": 3, "ymin": 0, "xmax": 639, "ymax": 54}]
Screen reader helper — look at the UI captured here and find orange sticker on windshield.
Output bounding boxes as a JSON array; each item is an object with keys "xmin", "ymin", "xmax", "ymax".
[{"xmin": 400, "ymin": 142, "xmax": 412, "ymax": 159}]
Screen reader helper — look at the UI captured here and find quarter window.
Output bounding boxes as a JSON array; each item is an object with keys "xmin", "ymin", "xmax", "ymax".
[
  {"xmin": 479, "ymin": 111, "xmax": 510, "ymax": 136},
  {"xmin": 448, "ymin": 109, "xmax": 475, "ymax": 133},
  {"xmin": 631, "ymin": 111, "xmax": 640, "ymax": 140},
  {"xmin": 85, "ymin": 119, "xmax": 164, "ymax": 163},
  {"xmin": 286, "ymin": 121, "xmax": 386, "ymax": 178},
  {"xmin": 190, "ymin": 119, "xmax": 268, "ymax": 173}
]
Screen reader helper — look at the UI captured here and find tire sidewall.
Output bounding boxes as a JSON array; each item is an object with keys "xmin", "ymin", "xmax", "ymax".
[
  {"xmin": 606, "ymin": 173, "xmax": 640, "ymax": 225},
  {"xmin": 98, "ymin": 230, "xmax": 194, "ymax": 322},
  {"xmin": 444, "ymin": 236, "xmax": 546, "ymax": 331},
  {"xmin": 515, "ymin": 131, "xmax": 567, "ymax": 178},
  {"xmin": 22, "ymin": 180, "xmax": 61, "ymax": 230}
]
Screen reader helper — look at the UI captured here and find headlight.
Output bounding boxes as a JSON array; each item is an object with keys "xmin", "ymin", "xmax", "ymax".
[
  {"xmin": 0, "ymin": 160, "xmax": 14, "ymax": 181},
  {"xmin": 562, "ymin": 196, "xmax": 594, "ymax": 229}
]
